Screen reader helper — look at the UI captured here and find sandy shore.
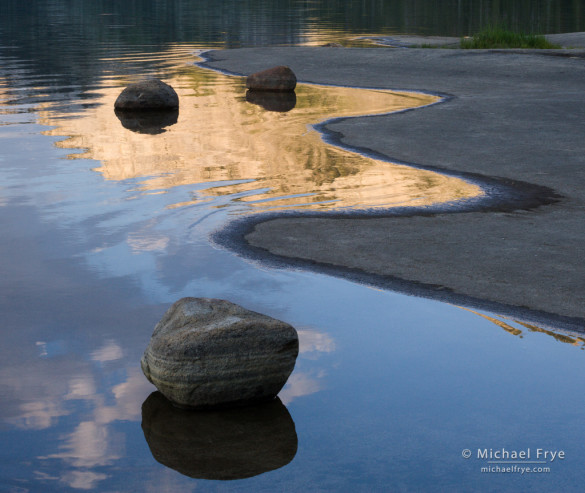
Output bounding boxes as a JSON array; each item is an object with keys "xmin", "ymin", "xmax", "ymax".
[{"xmin": 202, "ymin": 39, "xmax": 585, "ymax": 330}]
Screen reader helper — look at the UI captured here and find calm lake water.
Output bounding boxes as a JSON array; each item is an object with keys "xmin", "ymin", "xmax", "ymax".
[{"xmin": 1, "ymin": 2, "xmax": 585, "ymax": 492}]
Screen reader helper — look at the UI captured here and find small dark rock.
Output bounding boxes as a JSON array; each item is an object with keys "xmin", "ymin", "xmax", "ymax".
[
  {"xmin": 246, "ymin": 66, "xmax": 297, "ymax": 92},
  {"xmin": 322, "ymin": 42, "xmax": 343, "ymax": 47},
  {"xmin": 141, "ymin": 297, "xmax": 299, "ymax": 409},
  {"xmin": 246, "ymin": 90, "xmax": 296, "ymax": 112},
  {"xmin": 114, "ymin": 78, "xmax": 179, "ymax": 110},
  {"xmin": 141, "ymin": 392, "xmax": 298, "ymax": 480}
]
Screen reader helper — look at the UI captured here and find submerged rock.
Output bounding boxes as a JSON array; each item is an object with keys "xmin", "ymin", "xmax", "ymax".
[
  {"xmin": 141, "ymin": 297, "xmax": 299, "ymax": 409},
  {"xmin": 114, "ymin": 78, "xmax": 179, "ymax": 110},
  {"xmin": 246, "ymin": 66, "xmax": 297, "ymax": 92},
  {"xmin": 141, "ymin": 392, "xmax": 297, "ymax": 480}
]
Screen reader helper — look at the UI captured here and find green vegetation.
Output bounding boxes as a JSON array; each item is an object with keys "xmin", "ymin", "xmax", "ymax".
[{"xmin": 460, "ymin": 26, "xmax": 561, "ymax": 49}]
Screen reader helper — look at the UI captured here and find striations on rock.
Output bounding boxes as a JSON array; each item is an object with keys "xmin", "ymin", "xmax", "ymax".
[
  {"xmin": 141, "ymin": 297, "xmax": 299, "ymax": 409},
  {"xmin": 246, "ymin": 66, "xmax": 297, "ymax": 92},
  {"xmin": 114, "ymin": 78, "xmax": 179, "ymax": 110}
]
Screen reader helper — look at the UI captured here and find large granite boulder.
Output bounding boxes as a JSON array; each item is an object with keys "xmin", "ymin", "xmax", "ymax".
[
  {"xmin": 141, "ymin": 298, "xmax": 299, "ymax": 409},
  {"xmin": 114, "ymin": 78, "xmax": 179, "ymax": 110},
  {"xmin": 141, "ymin": 392, "xmax": 297, "ymax": 480},
  {"xmin": 246, "ymin": 66, "xmax": 297, "ymax": 92}
]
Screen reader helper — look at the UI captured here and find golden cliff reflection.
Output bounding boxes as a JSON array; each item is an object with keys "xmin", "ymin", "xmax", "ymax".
[{"xmin": 41, "ymin": 58, "xmax": 482, "ymax": 212}]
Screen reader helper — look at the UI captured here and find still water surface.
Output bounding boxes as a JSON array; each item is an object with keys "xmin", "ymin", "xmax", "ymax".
[
  {"xmin": 44, "ymin": 51, "xmax": 479, "ymax": 212},
  {"xmin": 1, "ymin": 2, "xmax": 585, "ymax": 492}
]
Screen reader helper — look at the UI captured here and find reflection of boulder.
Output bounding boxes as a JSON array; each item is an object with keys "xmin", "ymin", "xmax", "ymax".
[
  {"xmin": 246, "ymin": 90, "xmax": 296, "ymax": 112},
  {"xmin": 246, "ymin": 66, "xmax": 297, "ymax": 92},
  {"xmin": 141, "ymin": 298, "xmax": 299, "ymax": 409},
  {"xmin": 114, "ymin": 79, "xmax": 179, "ymax": 110},
  {"xmin": 141, "ymin": 392, "xmax": 298, "ymax": 480},
  {"xmin": 114, "ymin": 108, "xmax": 178, "ymax": 134}
]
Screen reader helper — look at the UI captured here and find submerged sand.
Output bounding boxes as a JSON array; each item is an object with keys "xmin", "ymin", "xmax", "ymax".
[{"xmin": 202, "ymin": 38, "xmax": 585, "ymax": 330}]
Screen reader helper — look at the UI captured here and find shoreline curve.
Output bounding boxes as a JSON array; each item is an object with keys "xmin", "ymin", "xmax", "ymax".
[{"xmin": 200, "ymin": 45, "xmax": 585, "ymax": 332}]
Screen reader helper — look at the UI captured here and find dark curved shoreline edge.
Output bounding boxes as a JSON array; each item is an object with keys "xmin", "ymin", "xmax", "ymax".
[
  {"xmin": 198, "ymin": 50, "xmax": 561, "ymax": 214},
  {"xmin": 211, "ymin": 216, "xmax": 585, "ymax": 334},
  {"xmin": 198, "ymin": 47, "xmax": 585, "ymax": 334}
]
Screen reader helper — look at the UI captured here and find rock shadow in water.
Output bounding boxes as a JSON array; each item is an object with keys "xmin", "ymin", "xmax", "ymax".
[
  {"xmin": 246, "ymin": 90, "xmax": 296, "ymax": 112},
  {"xmin": 115, "ymin": 108, "xmax": 179, "ymax": 134},
  {"xmin": 141, "ymin": 391, "xmax": 298, "ymax": 480}
]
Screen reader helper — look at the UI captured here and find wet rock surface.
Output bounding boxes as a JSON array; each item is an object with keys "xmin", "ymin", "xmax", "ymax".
[
  {"xmin": 246, "ymin": 65, "xmax": 297, "ymax": 92},
  {"xmin": 141, "ymin": 297, "xmax": 299, "ymax": 409},
  {"xmin": 141, "ymin": 392, "xmax": 297, "ymax": 480},
  {"xmin": 114, "ymin": 78, "xmax": 179, "ymax": 110}
]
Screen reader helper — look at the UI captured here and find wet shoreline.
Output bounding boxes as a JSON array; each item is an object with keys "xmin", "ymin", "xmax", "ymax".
[{"xmin": 201, "ymin": 43, "xmax": 585, "ymax": 331}]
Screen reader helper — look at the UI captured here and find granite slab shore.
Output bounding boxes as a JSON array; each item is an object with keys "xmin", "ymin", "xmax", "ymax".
[{"xmin": 202, "ymin": 38, "xmax": 585, "ymax": 331}]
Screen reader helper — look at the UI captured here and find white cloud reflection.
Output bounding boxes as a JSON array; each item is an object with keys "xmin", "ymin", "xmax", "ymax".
[
  {"xmin": 6, "ymin": 398, "xmax": 70, "ymax": 430},
  {"xmin": 5, "ymin": 345, "xmax": 153, "ymax": 490},
  {"xmin": 60, "ymin": 470, "xmax": 109, "ymax": 490},
  {"xmin": 42, "ymin": 367, "xmax": 153, "ymax": 466},
  {"xmin": 46, "ymin": 420, "xmax": 122, "ymax": 468},
  {"xmin": 90, "ymin": 340, "xmax": 124, "ymax": 363},
  {"xmin": 279, "ymin": 328, "xmax": 335, "ymax": 405},
  {"xmin": 66, "ymin": 377, "xmax": 97, "ymax": 400},
  {"xmin": 297, "ymin": 329, "xmax": 336, "ymax": 357},
  {"xmin": 4, "ymin": 328, "xmax": 333, "ymax": 489},
  {"xmin": 0, "ymin": 358, "xmax": 72, "ymax": 430},
  {"xmin": 127, "ymin": 232, "xmax": 169, "ymax": 253},
  {"xmin": 280, "ymin": 370, "xmax": 326, "ymax": 405}
]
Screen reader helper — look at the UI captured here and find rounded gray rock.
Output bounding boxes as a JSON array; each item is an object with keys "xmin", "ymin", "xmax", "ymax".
[
  {"xmin": 141, "ymin": 298, "xmax": 299, "ymax": 409},
  {"xmin": 114, "ymin": 78, "xmax": 179, "ymax": 110}
]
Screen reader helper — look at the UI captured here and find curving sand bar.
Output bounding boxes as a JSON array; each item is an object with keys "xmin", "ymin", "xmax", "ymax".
[{"xmin": 203, "ymin": 39, "xmax": 585, "ymax": 330}]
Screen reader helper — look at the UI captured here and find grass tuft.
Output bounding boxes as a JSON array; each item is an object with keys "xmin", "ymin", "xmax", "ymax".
[{"xmin": 460, "ymin": 26, "xmax": 561, "ymax": 49}]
